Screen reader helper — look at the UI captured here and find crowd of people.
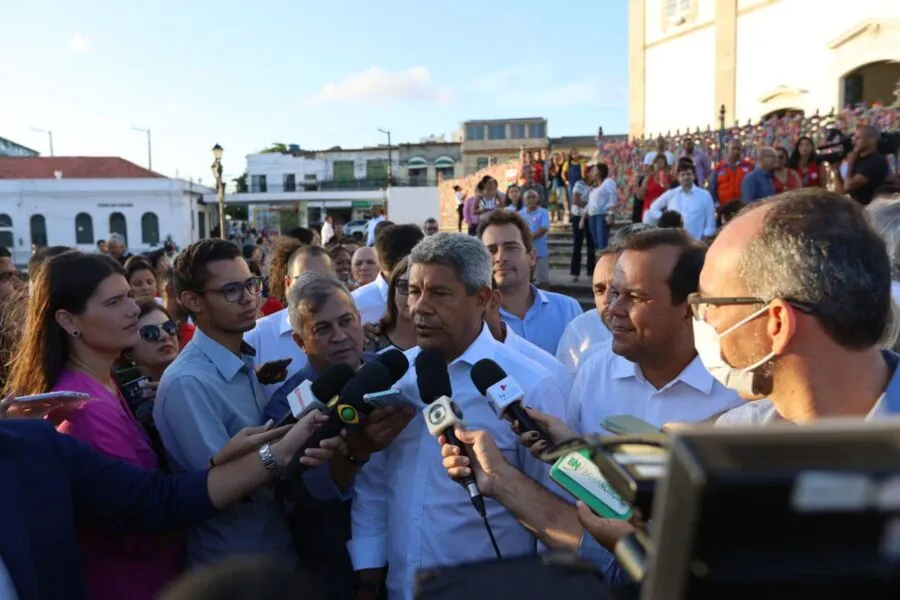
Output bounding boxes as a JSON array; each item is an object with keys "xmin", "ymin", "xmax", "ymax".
[{"xmin": 1, "ymin": 102, "xmax": 900, "ymax": 600}]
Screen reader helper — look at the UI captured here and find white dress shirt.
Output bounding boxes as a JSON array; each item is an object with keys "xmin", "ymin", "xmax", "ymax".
[
  {"xmin": 351, "ymin": 274, "xmax": 389, "ymax": 324},
  {"xmin": 569, "ymin": 345, "xmax": 743, "ymax": 433},
  {"xmin": 243, "ymin": 308, "xmax": 308, "ymax": 401},
  {"xmin": 348, "ymin": 325, "xmax": 573, "ymax": 600},
  {"xmin": 642, "ymin": 184, "xmax": 716, "ymax": 240},
  {"xmin": 366, "ymin": 215, "xmax": 385, "ymax": 246},
  {"xmin": 321, "ymin": 220, "xmax": 335, "ymax": 245},
  {"xmin": 555, "ymin": 311, "xmax": 611, "ymax": 374},
  {"xmin": 503, "ymin": 324, "xmax": 573, "ymax": 399}
]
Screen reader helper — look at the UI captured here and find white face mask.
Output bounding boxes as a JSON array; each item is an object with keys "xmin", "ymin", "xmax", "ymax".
[{"xmin": 692, "ymin": 303, "xmax": 776, "ymax": 398}]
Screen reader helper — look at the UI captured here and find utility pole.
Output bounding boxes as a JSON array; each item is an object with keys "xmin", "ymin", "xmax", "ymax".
[
  {"xmin": 132, "ymin": 126, "xmax": 152, "ymax": 171},
  {"xmin": 31, "ymin": 127, "xmax": 54, "ymax": 156},
  {"xmin": 378, "ymin": 128, "xmax": 392, "ymax": 184}
]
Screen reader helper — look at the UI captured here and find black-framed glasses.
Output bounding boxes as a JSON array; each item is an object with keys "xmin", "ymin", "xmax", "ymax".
[
  {"xmin": 140, "ymin": 320, "xmax": 178, "ymax": 342},
  {"xmin": 198, "ymin": 276, "xmax": 263, "ymax": 303},
  {"xmin": 687, "ymin": 292, "xmax": 815, "ymax": 322}
]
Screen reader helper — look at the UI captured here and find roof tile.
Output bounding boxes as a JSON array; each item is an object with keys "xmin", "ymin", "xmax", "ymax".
[{"xmin": 0, "ymin": 156, "xmax": 164, "ymax": 180}]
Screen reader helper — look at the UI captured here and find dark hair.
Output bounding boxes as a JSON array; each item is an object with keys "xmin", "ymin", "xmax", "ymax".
[
  {"xmin": 738, "ymin": 189, "xmax": 891, "ymax": 349},
  {"xmin": 373, "ymin": 220, "xmax": 395, "ymax": 240},
  {"xmin": 476, "ymin": 209, "xmax": 534, "ymax": 253},
  {"xmin": 172, "ymin": 239, "xmax": 241, "ymax": 296},
  {"xmin": 595, "ymin": 163, "xmax": 610, "ymax": 181},
  {"xmin": 379, "ymin": 257, "xmax": 410, "ymax": 332},
  {"xmin": 241, "ymin": 244, "xmax": 259, "ymax": 260},
  {"xmin": 157, "ymin": 557, "xmax": 325, "ymax": 600},
  {"xmin": 284, "ymin": 227, "xmax": 315, "ymax": 245},
  {"xmin": 789, "ymin": 136, "xmax": 818, "ymax": 169},
  {"xmin": 675, "ymin": 159, "xmax": 696, "ymax": 179},
  {"xmin": 125, "ymin": 256, "xmax": 156, "ymax": 286},
  {"xmin": 116, "ymin": 300, "xmax": 174, "ymax": 369},
  {"xmin": 97, "ymin": 239, "xmax": 106, "ymax": 246},
  {"xmin": 658, "ymin": 210, "xmax": 684, "ymax": 229},
  {"xmin": 617, "ymin": 228, "xmax": 706, "ymax": 304},
  {"xmin": 328, "ymin": 244, "xmax": 353, "ymax": 262},
  {"xmin": 267, "ymin": 236, "xmax": 305, "ymax": 303},
  {"xmin": 505, "ymin": 184, "xmax": 523, "ymax": 210},
  {"xmin": 476, "ymin": 176, "xmax": 497, "ymax": 192},
  {"xmin": 0, "ymin": 246, "xmax": 10, "ymax": 259},
  {"xmin": 375, "ymin": 224, "xmax": 425, "ymax": 274},
  {"xmin": 143, "ymin": 248, "xmax": 167, "ymax": 272},
  {"xmin": 4, "ymin": 252, "xmax": 125, "ymax": 396},
  {"xmin": 28, "ymin": 245, "xmax": 72, "ymax": 273}
]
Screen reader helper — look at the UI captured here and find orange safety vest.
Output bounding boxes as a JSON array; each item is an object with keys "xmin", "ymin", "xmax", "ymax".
[{"xmin": 713, "ymin": 160, "xmax": 754, "ymax": 205}]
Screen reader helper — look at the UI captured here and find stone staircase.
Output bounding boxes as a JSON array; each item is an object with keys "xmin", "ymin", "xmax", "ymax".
[{"xmin": 544, "ymin": 222, "xmax": 594, "ymax": 311}]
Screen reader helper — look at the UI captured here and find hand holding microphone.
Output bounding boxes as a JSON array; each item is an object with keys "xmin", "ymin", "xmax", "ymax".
[{"xmin": 471, "ymin": 359, "xmax": 551, "ymax": 441}]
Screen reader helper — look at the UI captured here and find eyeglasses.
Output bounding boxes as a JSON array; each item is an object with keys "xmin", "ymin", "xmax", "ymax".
[
  {"xmin": 140, "ymin": 320, "xmax": 179, "ymax": 342},
  {"xmin": 687, "ymin": 292, "xmax": 815, "ymax": 322},
  {"xmin": 198, "ymin": 276, "xmax": 263, "ymax": 303}
]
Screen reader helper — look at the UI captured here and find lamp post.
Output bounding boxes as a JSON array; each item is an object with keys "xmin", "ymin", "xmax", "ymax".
[
  {"xmin": 211, "ymin": 144, "xmax": 225, "ymax": 238},
  {"xmin": 378, "ymin": 128, "xmax": 392, "ymax": 185},
  {"xmin": 31, "ymin": 127, "xmax": 54, "ymax": 156},
  {"xmin": 132, "ymin": 126, "xmax": 152, "ymax": 171},
  {"xmin": 718, "ymin": 105, "xmax": 726, "ymax": 162}
]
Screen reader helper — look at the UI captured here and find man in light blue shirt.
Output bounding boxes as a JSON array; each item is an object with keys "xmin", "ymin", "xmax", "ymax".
[
  {"xmin": 518, "ymin": 189, "xmax": 551, "ymax": 286},
  {"xmin": 154, "ymin": 239, "xmax": 340, "ymax": 567},
  {"xmin": 740, "ymin": 147, "xmax": 776, "ymax": 204},
  {"xmin": 348, "ymin": 234, "xmax": 573, "ymax": 600},
  {"xmin": 477, "ymin": 210, "xmax": 583, "ymax": 355}
]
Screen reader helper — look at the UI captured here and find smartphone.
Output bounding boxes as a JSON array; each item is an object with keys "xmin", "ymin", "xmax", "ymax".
[
  {"xmin": 11, "ymin": 391, "xmax": 90, "ymax": 404},
  {"xmin": 550, "ymin": 450, "xmax": 633, "ymax": 520},
  {"xmin": 362, "ymin": 388, "xmax": 417, "ymax": 409},
  {"xmin": 258, "ymin": 358, "xmax": 292, "ymax": 377},
  {"xmin": 114, "ymin": 367, "xmax": 143, "ymax": 388},
  {"xmin": 601, "ymin": 415, "xmax": 661, "ymax": 436}
]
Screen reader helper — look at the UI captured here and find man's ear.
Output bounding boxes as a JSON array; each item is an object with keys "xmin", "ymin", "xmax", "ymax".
[
  {"xmin": 292, "ymin": 331, "xmax": 307, "ymax": 353},
  {"xmin": 767, "ymin": 299, "xmax": 797, "ymax": 356},
  {"xmin": 527, "ymin": 248, "xmax": 537, "ymax": 269},
  {"xmin": 179, "ymin": 290, "xmax": 203, "ymax": 316}
]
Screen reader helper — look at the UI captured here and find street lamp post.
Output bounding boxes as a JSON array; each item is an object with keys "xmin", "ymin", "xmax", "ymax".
[
  {"xmin": 718, "ymin": 105, "xmax": 726, "ymax": 162},
  {"xmin": 31, "ymin": 127, "xmax": 54, "ymax": 156},
  {"xmin": 378, "ymin": 128, "xmax": 392, "ymax": 185},
  {"xmin": 132, "ymin": 127, "xmax": 152, "ymax": 171},
  {"xmin": 211, "ymin": 144, "xmax": 225, "ymax": 238}
]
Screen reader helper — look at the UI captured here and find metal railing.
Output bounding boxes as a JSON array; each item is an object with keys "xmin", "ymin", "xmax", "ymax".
[{"xmin": 245, "ymin": 177, "xmax": 438, "ymax": 194}]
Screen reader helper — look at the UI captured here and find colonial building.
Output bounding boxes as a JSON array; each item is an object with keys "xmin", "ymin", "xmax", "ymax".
[
  {"xmin": 0, "ymin": 156, "xmax": 214, "ymax": 267},
  {"xmin": 628, "ymin": 0, "xmax": 900, "ymax": 137},
  {"xmin": 397, "ymin": 139, "xmax": 461, "ymax": 185},
  {"xmin": 460, "ymin": 117, "xmax": 548, "ymax": 175}
]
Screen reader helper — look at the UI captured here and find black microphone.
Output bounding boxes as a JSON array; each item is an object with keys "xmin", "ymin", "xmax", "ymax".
[
  {"xmin": 285, "ymin": 350, "xmax": 410, "ymax": 478},
  {"xmin": 275, "ymin": 363, "xmax": 356, "ymax": 428},
  {"xmin": 471, "ymin": 358, "xmax": 547, "ymax": 440},
  {"xmin": 415, "ymin": 348, "xmax": 486, "ymax": 517}
]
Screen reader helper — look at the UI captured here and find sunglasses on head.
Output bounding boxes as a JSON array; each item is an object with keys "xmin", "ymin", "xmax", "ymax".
[{"xmin": 139, "ymin": 320, "xmax": 178, "ymax": 342}]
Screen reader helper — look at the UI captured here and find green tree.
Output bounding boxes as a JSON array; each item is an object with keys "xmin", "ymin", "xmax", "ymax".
[
  {"xmin": 260, "ymin": 143, "xmax": 288, "ymax": 154},
  {"xmin": 232, "ymin": 171, "xmax": 248, "ymax": 193}
]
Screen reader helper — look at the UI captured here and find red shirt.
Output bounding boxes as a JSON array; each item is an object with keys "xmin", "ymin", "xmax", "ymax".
[
  {"xmin": 643, "ymin": 173, "xmax": 673, "ymax": 215},
  {"xmin": 773, "ymin": 169, "xmax": 802, "ymax": 193},
  {"xmin": 261, "ymin": 297, "xmax": 284, "ymax": 316},
  {"xmin": 178, "ymin": 322, "xmax": 195, "ymax": 347},
  {"xmin": 797, "ymin": 162, "xmax": 822, "ymax": 187}
]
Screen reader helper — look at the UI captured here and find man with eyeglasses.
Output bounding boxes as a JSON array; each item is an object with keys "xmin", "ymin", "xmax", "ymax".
[
  {"xmin": 696, "ymin": 189, "xmax": 900, "ymax": 425},
  {"xmin": 154, "ymin": 239, "xmax": 331, "ymax": 567}
]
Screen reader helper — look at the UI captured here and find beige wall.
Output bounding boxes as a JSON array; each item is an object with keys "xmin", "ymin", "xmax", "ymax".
[{"xmin": 629, "ymin": 0, "xmax": 900, "ymax": 137}]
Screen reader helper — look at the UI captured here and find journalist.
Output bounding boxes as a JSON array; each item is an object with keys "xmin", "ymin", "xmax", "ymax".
[{"xmin": 836, "ymin": 125, "xmax": 890, "ymax": 206}]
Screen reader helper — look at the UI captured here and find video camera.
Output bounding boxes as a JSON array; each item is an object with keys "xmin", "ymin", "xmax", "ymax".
[{"xmin": 818, "ymin": 126, "xmax": 900, "ymax": 165}]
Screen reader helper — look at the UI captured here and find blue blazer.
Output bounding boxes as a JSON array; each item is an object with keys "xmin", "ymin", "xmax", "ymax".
[{"xmin": 0, "ymin": 420, "xmax": 216, "ymax": 600}]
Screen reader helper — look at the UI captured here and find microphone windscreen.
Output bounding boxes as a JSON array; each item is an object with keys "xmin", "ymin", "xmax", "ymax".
[
  {"xmin": 415, "ymin": 348, "xmax": 451, "ymax": 404},
  {"xmin": 470, "ymin": 359, "xmax": 507, "ymax": 396},
  {"xmin": 340, "ymin": 360, "xmax": 393, "ymax": 403},
  {"xmin": 375, "ymin": 348, "xmax": 409, "ymax": 383},
  {"xmin": 309, "ymin": 363, "xmax": 356, "ymax": 403}
]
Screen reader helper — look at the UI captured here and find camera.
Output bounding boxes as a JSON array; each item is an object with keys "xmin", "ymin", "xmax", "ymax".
[{"xmin": 818, "ymin": 126, "xmax": 900, "ymax": 165}]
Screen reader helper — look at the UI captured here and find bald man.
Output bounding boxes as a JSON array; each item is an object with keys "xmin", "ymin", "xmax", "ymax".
[
  {"xmin": 740, "ymin": 146, "xmax": 777, "ymax": 204},
  {"xmin": 351, "ymin": 246, "xmax": 378, "ymax": 287},
  {"xmin": 838, "ymin": 125, "xmax": 890, "ymax": 206}
]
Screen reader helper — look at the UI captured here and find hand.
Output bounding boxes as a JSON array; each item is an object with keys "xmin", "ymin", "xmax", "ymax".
[
  {"xmin": 576, "ymin": 501, "xmax": 639, "ymax": 552},
  {"xmin": 346, "ymin": 406, "xmax": 415, "ymax": 459},
  {"xmin": 512, "ymin": 406, "xmax": 578, "ymax": 461},
  {"xmin": 363, "ymin": 322, "xmax": 383, "ymax": 348},
  {"xmin": 846, "ymin": 150, "xmax": 859, "ymax": 165},
  {"xmin": 212, "ymin": 419, "xmax": 292, "ymax": 466},
  {"xmin": 271, "ymin": 410, "xmax": 346, "ymax": 469},
  {"xmin": 438, "ymin": 427, "xmax": 513, "ymax": 498},
  {"xmin": 0, "ymin": 393, "xmax": 86, "ymax": 420}
]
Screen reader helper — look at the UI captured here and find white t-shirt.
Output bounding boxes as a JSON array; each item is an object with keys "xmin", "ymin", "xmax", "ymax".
[
  {"xmin": 587, "ymin": 179, "xmax": 617, "ymax": 216},
  {"xmin": 321, "ymin": 221, "xmax": 335, "ymax": 245},
  {"xmin": 455, "ymin": 191, "xmax": 465, "ymax": 206}
]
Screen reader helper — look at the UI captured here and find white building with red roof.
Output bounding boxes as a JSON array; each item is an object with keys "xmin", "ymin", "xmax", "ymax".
[{"xmin": 0, "ymin": 156, "xmax": 215, "ymax": 267}]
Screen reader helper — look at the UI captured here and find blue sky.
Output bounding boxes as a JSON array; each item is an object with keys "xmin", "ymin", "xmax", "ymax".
[{"xmin": 1, "ymin": 0, "xmax": 628, "ymax": 185}]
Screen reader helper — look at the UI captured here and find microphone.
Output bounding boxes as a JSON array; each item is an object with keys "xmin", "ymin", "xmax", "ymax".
[
  {"xmin": 415, "ymin": 348, "xmax": 486, "ymax": 517},
  {"xmin": 471, "ymin": 358, "xmax": 547, "ymax": 440},
  {"xmin": 285, "ymin": 350, "xmax": 410, "ymax": 478},
  {"xmin": 275, "ymin": 363, "xmax": 356, "ymax": 427}
]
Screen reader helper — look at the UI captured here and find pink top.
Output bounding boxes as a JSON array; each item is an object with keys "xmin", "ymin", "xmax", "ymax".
[{"xmin": 49, "ymin": 369, "xmax": 185, "ymax": 600}]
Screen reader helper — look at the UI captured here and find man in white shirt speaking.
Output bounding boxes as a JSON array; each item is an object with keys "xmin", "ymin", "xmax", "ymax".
[
  {"xmin": 643, "ymin": 161, "xmax": 716, "ymax": 240},
  {"xmin": 348, "ymin": 233, "xmax": 571, "ymax": 600},
  {"xmin": 352, "ymin": 224, "xmax": 423, "ymax": 325}
]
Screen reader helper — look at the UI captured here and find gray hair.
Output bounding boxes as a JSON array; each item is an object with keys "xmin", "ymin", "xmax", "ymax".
[
  {"xmin": 523, "ymin": 189, "xmax": 539, "ymax": 201},
  {"xmin": 286, "ymin": 270, "xmax": 356, "ymax": 335},
  {"xmin": 867, "ymin": 195, "xmax": 900, "ymax": 280},
  {"xmin": 408, "ymin": 233, "xmax": 491, "ymax": 295},
  {"xmin": 107, "ymin": 233, "xmax": 126, "ymax": 246},
  {"xmin": 737, "ymin": 189, "xmax": 891, "ymax": 350},
  {"xmin": 610, "ymin": 223, "xmax": 657, "ymax": 249}
]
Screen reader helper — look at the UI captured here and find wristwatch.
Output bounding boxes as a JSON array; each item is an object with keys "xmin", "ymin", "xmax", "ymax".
[{"xmin": 257, "ymin": 443, "xmax": 283, "ymax": 479}]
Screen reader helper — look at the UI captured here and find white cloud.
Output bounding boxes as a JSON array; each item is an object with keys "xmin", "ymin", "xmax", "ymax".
[
  {"xmin": 307, "ymin": 66, "xmax": 455, "ymax": 105},
  {"xmin": 68, "ymin": 33, "xmax": 89, "ymax": 52}
]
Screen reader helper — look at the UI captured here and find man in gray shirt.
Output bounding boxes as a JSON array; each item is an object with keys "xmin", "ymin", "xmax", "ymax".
[{"xmin": 154, "ymin": 240, "xmax": 343, "ymax": 567}]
